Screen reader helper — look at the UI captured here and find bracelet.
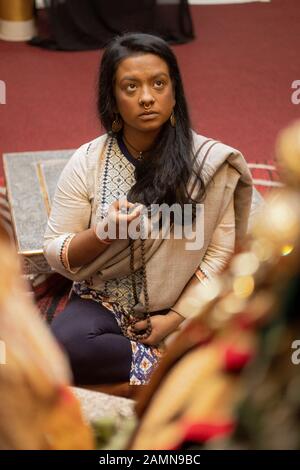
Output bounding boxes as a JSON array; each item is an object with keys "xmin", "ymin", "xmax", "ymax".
[
  {"xmin": 93, "ymin": 224, "xmax": 113, "ymax": 245},
  {"xmin": 199, "ymin": 266, "xmax": 210, "ymax": 279},
  {"xmin": 60, "ymin": 234, "xmax": 76, "ymax": 271},
  {"xmin": 169, "ymin": 308, "xmax": 185, "ymax": 323},
  {"xmin": 195, "ymin": 266, "xmax": 210, "ymax": 285}
]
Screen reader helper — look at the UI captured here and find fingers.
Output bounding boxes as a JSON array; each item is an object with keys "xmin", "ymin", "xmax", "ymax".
[
  {"xmin": 126, "ymin": 205, "xmax": 143, "ymax": 221},
  {"xmin": 127, "ymin": 325, "xmax": 152, "ymax": 345},
  {"xmin": 116, "ymin": 198, "xmax": 144, "ymax": 212},
  {"xmin": 109, "ymin": 199, "xmax": 145, "ymax": 233},
  {"xmin": 133, "ymin": 319, "xmax": 148, "ymax": 331},
  {"xmin": 116, "ymin": 210, "xmax": 141, "ymax": 226},
  {"xmin": 139, "ymin": 334, "xmax": 158, "ymax": 346},
  {"xmin": 115, "ymin": 197, "xmax": 133, "ymax": 211},
  {"xmin": 139, "ymin": 338, "xmax": 151, "ymax": 345},
  {"xmin": 117, "ymin": 202, "xmax": 143, "ymax": 222}
]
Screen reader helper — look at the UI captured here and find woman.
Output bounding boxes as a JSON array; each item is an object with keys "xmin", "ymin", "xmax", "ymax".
[{"xmin": 44, "ymin": 33, "xmax": 253, "ymax": 386}]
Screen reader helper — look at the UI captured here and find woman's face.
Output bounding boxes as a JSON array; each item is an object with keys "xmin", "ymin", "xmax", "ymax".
[{"xmin": 114, "ymin": 53, "xmax": 176, "ymax": 134}]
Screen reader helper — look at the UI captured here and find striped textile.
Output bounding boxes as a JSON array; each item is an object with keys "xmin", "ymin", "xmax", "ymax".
[
  {"xmin": 247, "ymin": 161, "xmax": 283, "ymax": 194},
  {"xmin": 0, "ymin": 177, "xmax": 13, "ymax": 239}
]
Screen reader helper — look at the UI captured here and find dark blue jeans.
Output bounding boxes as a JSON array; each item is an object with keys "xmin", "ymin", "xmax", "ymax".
[{"xmin": 51, "ymin": 295, "xmax": 132, "ymax": 385}]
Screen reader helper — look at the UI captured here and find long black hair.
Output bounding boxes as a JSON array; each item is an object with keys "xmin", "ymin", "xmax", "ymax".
[{"xmin": 98, "ymin": 32, "xmax": 205, "ymax": 210}]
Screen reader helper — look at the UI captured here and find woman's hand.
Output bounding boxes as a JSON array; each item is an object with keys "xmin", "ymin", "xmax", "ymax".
[
  {"xmin": 131, "ymin": 310, "xmax": 185, "ymax": 346},
  {"xmin": 95, "ymin": 198, "xmax": 143, "ymax": 241}
]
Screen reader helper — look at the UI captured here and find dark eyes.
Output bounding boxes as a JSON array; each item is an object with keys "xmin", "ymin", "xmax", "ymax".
[
  {"xmin": 154, "ymin": 80, "xmax": 165, "ymax": 88},
  {"xmin": 125, "ymin": 80, "xmax": 166, "ymax": 93},
  {"xmin": 127, "ymin": 83, "xmax": 137, "ymax": 91}
]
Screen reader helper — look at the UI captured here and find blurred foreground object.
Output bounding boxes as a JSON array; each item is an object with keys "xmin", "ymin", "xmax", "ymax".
[
  {"xmin": 128, "ymin": 120, "xmax": 300, "ymax": 450},
  {"xmin": 0, "ymin": 0, "xmax": 36, "ymax": 41},
  {"xmin": 0, "ymin": 223, "xmax": 93, "ymax": 449}
]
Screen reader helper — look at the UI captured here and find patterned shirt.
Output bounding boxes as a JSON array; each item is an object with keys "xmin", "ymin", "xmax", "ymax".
[{"xmin": 72, "ymin": 135, "xmax": 163, "ymax": 385}]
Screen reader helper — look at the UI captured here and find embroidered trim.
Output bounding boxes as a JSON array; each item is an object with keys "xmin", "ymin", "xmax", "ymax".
[
  {"xmin": 71, "ymin": 138, "xmax": 161, "ymax": 384},
  {"xmin": 95, "ymin": 136, "xmax": 136, "ymax": 222}
]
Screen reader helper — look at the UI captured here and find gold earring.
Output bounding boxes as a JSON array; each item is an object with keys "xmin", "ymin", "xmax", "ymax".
[
  {"xmin": 112, "ymin": 114, "xmax": 123, "ymax": 133},
  {"xmin": 170, "ymin": 110, "xmax": 176, "ymax": 128}
]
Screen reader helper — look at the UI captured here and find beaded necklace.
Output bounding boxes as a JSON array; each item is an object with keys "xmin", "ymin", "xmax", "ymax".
[
  {"xmin": 101, "ymin": 136, "xmax": 152, "ymax": 341},
  {"xmin": 122, "ymin": 134, "xmax": 144, "ymax": 161}
]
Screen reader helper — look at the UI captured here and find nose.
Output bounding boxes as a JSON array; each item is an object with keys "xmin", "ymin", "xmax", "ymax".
[{"xmin": 139, "ymin": 86, "xmax": 155, "ymax": 107}]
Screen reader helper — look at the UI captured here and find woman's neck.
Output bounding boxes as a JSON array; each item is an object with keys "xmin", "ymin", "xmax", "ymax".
[{"xmin": 122, "ymin": 127, "xmax": 159, "ymax": 159}]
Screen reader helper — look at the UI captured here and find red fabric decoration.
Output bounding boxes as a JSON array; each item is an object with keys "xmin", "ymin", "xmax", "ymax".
[
  {"xmin": 224, "ymin": 346, "xmax": 253, "ymax": 372},
  {"xmin": 182, "ymin": 420, "xmax": 235, "ymax": 444}
]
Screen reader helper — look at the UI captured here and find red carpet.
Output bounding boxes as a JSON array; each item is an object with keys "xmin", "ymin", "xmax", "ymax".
[{"xmin": 1, "ymin": 0, "xmax": 300, "ymax": 178}]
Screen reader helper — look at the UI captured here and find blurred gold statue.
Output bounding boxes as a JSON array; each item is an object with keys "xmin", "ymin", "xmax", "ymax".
[
  {"xmin": 0, "ymin": 223, "xmax": 94, "ymax": 450},
  {"xmin": 129, "ymin": 120, "xmax": 300, "ymax": 450}
]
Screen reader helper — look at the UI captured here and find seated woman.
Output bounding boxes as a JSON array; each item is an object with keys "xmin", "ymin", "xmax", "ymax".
[{"xmin": 44, "ymin": 33, "xmax": 253, "ymax": 386}]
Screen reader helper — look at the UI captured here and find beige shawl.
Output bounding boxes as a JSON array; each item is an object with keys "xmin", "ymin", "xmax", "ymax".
[{"xmin": 45, "ymin": 131, "xmax": 253, "ymax": 314}]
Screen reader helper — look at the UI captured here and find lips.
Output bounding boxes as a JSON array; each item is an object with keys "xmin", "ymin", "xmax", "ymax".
[
  {"xmin": 139, "ymin": 111, "xmax": 159, "ymax": 116},
  {"xmin": 138, "ymin": 112, "xmax": 159, "ymax": 120}
]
